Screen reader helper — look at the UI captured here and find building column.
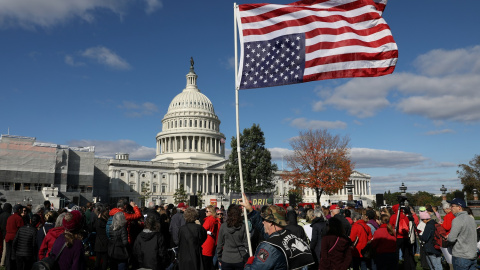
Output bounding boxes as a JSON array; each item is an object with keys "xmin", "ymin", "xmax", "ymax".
[
  {"xmin": 190, "ymin": 173, "xmax": 193, "ymax": 194},
  {"xmin": 196, "ymin": 174, "xmax": 199, "ymax": 194}
]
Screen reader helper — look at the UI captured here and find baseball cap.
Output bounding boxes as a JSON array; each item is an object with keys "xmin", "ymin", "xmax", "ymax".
[
  {"xmin": 329, "ymin": 204, "xmax": 339, "ymax": 211},
  {"xmin": 260, "ymin": 205, "xmax": 287, "ymax": 226},
  {"xmin": 447, "ymin": 198, "xmax": 466, "ymax": 208}
]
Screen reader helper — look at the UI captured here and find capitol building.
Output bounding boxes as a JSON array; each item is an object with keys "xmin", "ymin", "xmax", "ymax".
[{"xmin": 0, "ymin": 62, "xmax": 374, "ymax": 208}]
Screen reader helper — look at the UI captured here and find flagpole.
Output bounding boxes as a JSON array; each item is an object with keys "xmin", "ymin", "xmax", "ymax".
[{"xmin": 234, "ymin": 2, "xmax": 253, "ymax": 257}]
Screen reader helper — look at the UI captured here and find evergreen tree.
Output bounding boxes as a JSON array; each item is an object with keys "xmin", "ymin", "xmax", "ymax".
[
  {"xmin": 196, "ymin": 190, "xmax": 204, "ymax": 208},
  {"xmin": 173, "ymin": 184, "xmax": 188, "ymax": 204},
  {"xmin": 225, "ymin": 124, "xmax": 278, "ymax": 193}
]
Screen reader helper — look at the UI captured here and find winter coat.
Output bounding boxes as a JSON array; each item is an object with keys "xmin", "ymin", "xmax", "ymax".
[
  {"xmin": 419, "ymin": 220, "xmax": 441, "ymax": 255},
  {"xmin": 5, "ymin": 213, "xmax": 24, "ymax": 242},
  {"xmin": 371, "ymin": 224, "xmax": 396, "ymax": 254},
  {"xmin": 109, "ymin": 207, "xmax": 142, "ymax": 244},
  {"xmin": 38, "ymin": 226, "xmax": 65, "ymax": 260},
  {"xmin": 13, "ymin": 224, "xmax": 37, "ymax": 257},
  {"xmin": 93, "ymin": 216, "xmax": 109, "ymax": 253},
  {"xmin": 178, "ymin": 222, "xmax": 207, "ymax": 270},
  {"xmin": 319, "ymin": 235, "xmax": 352, "ymax": 270},
  {"xmin": 201, "ymin": 215, "xmax": 219, "ymax": 257},
  {"xmin": 333, "ymin": 214, "xmax": 351, "ymax": 237},
  {"xmin": 285, "ymin": 211, "xmax": 309, "ymax": 243},
  {"xmin": 169, "ymin": 212, "xmax": 185, "ymax": 246},
  {"xmin": 108, "ymin": 227, "xmax": 129, "ymax": 260},
  {"xmin": 0, "ymin": 203, "xmax": 12, "ymax": 241},
  {"xmin": 310, "ymin": 217, "xmax": 327, "ymax": 262},
  {"xmin": 133, "ymin": 229, "xmax": 167, "ymax": 270},
  {"xmin": 389, "ymin": 205, "xmax": 409, "ymax": 239},
  {"xmin": 37, "ymin": 222, "xmax": 54, "ymax": 254},
  {"xmin": 216, "ymin": 223, "xmax": 248, "ymax": 264},
  {"xmin": 350, "ymin": 220, "xmax": 373, "ymax": 258},
  {"xmin": 50, "ymin": 233, "xmax": 86, "ymax": 270},
  {"xmin": 441, "ymin": 211, "xmax": 455, "ymax": 235},
  {"xmin": 447, "ymin": 211, "xmax": 478, "ymax": 260}
]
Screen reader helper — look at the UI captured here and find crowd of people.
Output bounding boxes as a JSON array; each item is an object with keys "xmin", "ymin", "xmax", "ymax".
[{"xmin": 0, "ymin": 196, "xmax": 477, "ymax": 270}]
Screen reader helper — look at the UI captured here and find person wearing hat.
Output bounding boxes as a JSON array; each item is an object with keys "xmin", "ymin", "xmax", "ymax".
[
  {"xmin": 5, "ymin": 204, "xmax": 24, "ymax": 270},
  {"xmin": 330, "ymin": 204, "xmax": 351, "ymax": 237},
  {"xmin": 49, "ymin": 210, "xmax": 85, "ymax": 270},
  {"xmin": 419, "ymin": 211, "xmax": 443, "ymax": 270},
  {"xmin": 169, "ymin": 202, "xmax": 186, "ymax": 247},
  {"xmin": 446, "ymin": 198, "xmax": 477, "ymax": 269},
  {"xmin": 240, "ymin": 194, "xmax": 315, "ymax": 270}
]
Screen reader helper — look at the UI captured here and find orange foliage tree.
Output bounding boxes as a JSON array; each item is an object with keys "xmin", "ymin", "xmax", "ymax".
[{"xmin": 283, "ymin": 129, "xmax": 354, "ymax": 204}]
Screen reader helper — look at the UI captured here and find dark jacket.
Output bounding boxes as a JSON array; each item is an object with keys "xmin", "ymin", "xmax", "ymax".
[
  {"xmin": 36, "ymin": 222, "xmax": 54, "ymax": 257},
  {"xmin": 420, "ymin": 220, "xmax": 441, "ymax": 255},
  {"xmin": 169, "ymin": 211, "xmax": 185, "ymax": 246},
  {"xmin": 93, "ymin": 216, "xmax": 109, "ymax": 253},
  {"xmin": 13, "ymin": 224, "xmax": 37, "ymax": 257},
  {"xmin": 0, "ymin": 203, "xmax": 12, "ymax": 241},
  {"xmin": 133, "ymin": 229, "xmax": 167, "ymax": 270},
  {"xmin": 310, "ymin": 217, "xmax": 327, "ymax": 262},
  {"xmin": 285, "ymin": 210, "xmax": 309, "ymax": 243},
  {"xmin": 178, "ymin": 222, "xmax": 207, "ymax": 270},
  {"xmin": 109, "ymin": 227, "xmax": 129, "ymax": 261},
  {"xmin": 50, "ymin": 233, "xmax": 86, "ymax": 270},
  {"xmin": 333, "ymin": 214, "xmax": 351, "ymax": 237},
  {"xmin": 216, "ymin": 223, "xmax": 248, "ymax": 264},
  {"xmin": 319, "ymin": 235, "xmax": 352, "ymax": 270}
]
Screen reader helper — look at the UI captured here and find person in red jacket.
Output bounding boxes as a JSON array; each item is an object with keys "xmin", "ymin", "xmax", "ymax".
[
  {"xmin": 389, "ymin": 204, "xmax": 416, "ymax": 270},
  {"xmin": 108, "ymin": 199, "xmax": 142, "ymax": 245},
  {"xmin": 371, "ymin": 214, "xmax": 397, "ymax": 270},
  {"xmin": 202, "ymin": 205, "xmax": 219, "ymax": 270},
  {"xmin": 350, "ymin": 211, "xmax": 373, "ymax": 270},
  {"xmin": 440, "ymin": 203, "xmax": 455, "ymax": 267},
  {"xmin": 38, "ymin": 212, "xmax": 67, "ymax": 260},
  {"xmin": 5, "ymin": 204, "xmax": 25, "ymax": 270}
]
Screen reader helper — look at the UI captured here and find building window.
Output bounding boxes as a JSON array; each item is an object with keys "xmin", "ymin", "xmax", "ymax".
[
  {"xmin": 130, "ymin": 173, "xmax": 134, "ymax": 177},
  {"xmin": 23, "ymin": 183, "xmax": 31, "ymax": 191},
  {"xmin": 142, "ymin": 174, "xmax": 146, "ymax": 178},
  {"xmin": 87, "ymin": 186, "xmax": 93, "ymax": 192},
  {"xmin": 80, "ymin": 186, "xmax": 86, "ymax": 193},
  {"xmin": 161, "ymin": 185, "xmax": 166, "ymax": 193},
  {"xmin": 120, "ymin": 173, "xmax": 124, "ymax": 177},
  {"xmin": 130, "ymin": 184, "xmax": 135, "ymax": 192},
  {"xmin": 153, "ymin": 174, "xmax": 157, "ymax": 178},
  {"xmin": 162, "ymin": 175, "xmax": 166, "ymax": 179},
  {"xmin": 34, "ymin": 184, "xmax": 42, "ymax": 191},
  {"xmin": 153, "ymin": 184, "xmax": 158, "ymax": 193}
]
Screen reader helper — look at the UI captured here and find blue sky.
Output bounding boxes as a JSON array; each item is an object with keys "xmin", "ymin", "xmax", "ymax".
[{"xmin": 1, "ymin": 0, "xmax": 479, "ymax": 195}]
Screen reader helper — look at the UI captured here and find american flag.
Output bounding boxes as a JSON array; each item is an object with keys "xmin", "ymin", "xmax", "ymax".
[{"xmin": 236, "ymin": 0, "xmax": 398, "ymax": 90}]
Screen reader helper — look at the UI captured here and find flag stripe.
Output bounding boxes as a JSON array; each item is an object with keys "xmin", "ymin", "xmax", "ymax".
[{"xmin": 236, "ymin": 0, "xmax": 397, "ymax": 89}]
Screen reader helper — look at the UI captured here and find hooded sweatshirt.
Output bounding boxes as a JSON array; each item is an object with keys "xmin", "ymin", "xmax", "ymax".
[
  {"xmin": 216, "ymin": 222, "xmax": 248, "ymax": 264},
  {"xmin": 133, "ymin": 229, "xmax": 167, "ymax": 270}
]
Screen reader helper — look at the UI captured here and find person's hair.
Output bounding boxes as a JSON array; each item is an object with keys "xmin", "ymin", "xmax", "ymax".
[
  {"xmin": 55, "ymin": 212, "xmax": 68, "ymax": 227},
  {"xmin": 261, "ymin": 205, "xmax": 269, "ymax": 214},
  {"xmin": 442, "ymin": 203, "xmax": 451, "ymax": 210},
  {"xmin": 112, "ymin": 212, "xmax": 127, "ymax": 231},
  {"xmin": 286, "ymin": 206, "xmax": 294, "ymax": 212},
  {"xmin": 306, "ymin": 209, "xmax": 314, "ymax": 222},
  {"xmin": 31, "ymin": 214, "xmax": 41, "ymax": 227},
  {"xmin": 33, "ymin": 204, "xmax": 44, "ymax": 214},
  {"xmin": 351, "ymin": 211, "xmax": 361, "ymax": 221},
  {"xmin": 326, "ymin": 217, "xmax": 345, "ymax": 237},
  {"xmin": 206, "ymin": 205, "xmax": 217, "ymax": 218},
  {"xmin": 184, "ymin": 207, "xmax": 198, "ymax": 223},
  {"xmin": 366, "ymin": 210, "xmax": 376, "ymax": 220},
  {"xmin": 145, "ymin": 214, "xmax": 161, "ymax": 232},
  {"xmin": 226, "ymin": 204, "xmax": 242, "ymax": 228},
  {"xmin": 380, "ymin": 214, "xmax": 395, "ymax": 236},
  {"xmin": 95, "ymin": 203, "xmax": 106, "ymax": 215},
  {"xmin": 344, "ymin": 209, "xmax": 351, "ymax": 218},
  {"xmin": 432, "ymin": 206, "xmax": 439, "ymax": 212},
  {"xmin": 44, "ymin": 211, "xmax": 58, "ymax": 223},
  {"xmin": 148, "ymin": 201, "xmax": 155, "ymax": 209},
  {"xmin": 322, "ymin": 208, "xmax": 330, "ymax": 218},
  {"xmin": 314, "ymin": 208, "xmax": 324, "ymax": 218},
  {"xmin": 465, "ymin": 207, "xmax": 474, "ymax": 217},
  {"xmin": 86, "ymin": 202, "xmax": 92, "ymax": 208},
  {"xmin": 117, "ymin": 199, "xmax": 127, "ymax": 209},
  {"xmin": 63, "ymin": 212, "xmax": 83, "ymax": 247},
  {"xmin": 44, "ymin": 200, "xmax": 51, "ymax": 208}
]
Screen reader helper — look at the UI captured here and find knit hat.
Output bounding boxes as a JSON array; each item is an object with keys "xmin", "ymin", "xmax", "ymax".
[
  {"xmin": 62, "ymin": 210, "xmax": 83, "ymax": 232},
  {"xmin": 329, "ymin": 204, "xmax": 339, "ymax": 211},
  {"xmin": 177, "ymin": 202, "xmax": 187, "ymax": 209},
  {"xmin": 419, "ymin": 211, "xmax": 430, "ymax": 220}
]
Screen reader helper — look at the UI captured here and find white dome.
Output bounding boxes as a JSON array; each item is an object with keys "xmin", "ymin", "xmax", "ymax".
[{"xmin": 167, "ymin": 88, "xmax": 215, "ymax": 114}]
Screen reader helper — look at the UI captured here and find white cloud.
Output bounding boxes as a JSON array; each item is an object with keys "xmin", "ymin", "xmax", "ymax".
[
  {"xmin": 425, "ymin": 129, "xmax": 455, "ymax": 135},
  {"xmin": 312, "ymin": 46, "xmax": 480, "ymax": 123},
  {"xmin": 0, "ymin": 0, "xmax": 161, "ymax": 29},
  {"xmin": 350, "ymin": 148, "xmax": 429, "ymax": 169},
  {"xmin": 81, "ymin": 46, "xmax": 131, "ymax": 70},
  {"xmin": 64, "ymin": 55, "xmax": 85, "ymax": 67},
  {"xmin": 268, "ymin": 147, "xmax": 294, "ymax": 161},
  {"xmin": 288, "ymin": 117, "xmax": 347, "ymax": 129},
  {"xmin": 118, "ymin": 101, "xmax": 158, "ymax": 117},
  {"xmin": 68, "ymin": 139, "xmax": 156, "ymax": 160}
]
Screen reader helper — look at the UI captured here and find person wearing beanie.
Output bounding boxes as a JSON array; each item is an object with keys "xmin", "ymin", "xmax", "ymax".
[
  {"xmin": 48, "ymin": 210, "xmax": 85, "ymax": 270},
  {"xmin": 419, "ymin": 211, "xmax": 442, "ymax": 270}
]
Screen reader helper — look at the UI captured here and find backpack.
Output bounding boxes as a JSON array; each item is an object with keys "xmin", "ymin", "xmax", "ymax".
[
  {"xmin": 433, "ymin": 223, "xmax": 448, "ymax": 249},
  {"xmin": 106, "ymin": 215, "xmax": 114, "ymax": 240}
]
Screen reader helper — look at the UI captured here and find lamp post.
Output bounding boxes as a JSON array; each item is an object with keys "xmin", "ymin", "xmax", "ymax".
[
  {"xmin": 473, "ymin": 188, "xmax": 478, "ymax": 201},
  {"xmin": 399, "ymin": 182, "xmax": 407, "ymax": 197},
  {"xmin": 440, "ymin": 185, "xmax": 447, "ymax": 202}
]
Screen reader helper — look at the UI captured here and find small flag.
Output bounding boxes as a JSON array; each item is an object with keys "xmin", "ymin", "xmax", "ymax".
[{"xmin": 236, "ymin": 0, "xmax": 398, "ymax": 90}]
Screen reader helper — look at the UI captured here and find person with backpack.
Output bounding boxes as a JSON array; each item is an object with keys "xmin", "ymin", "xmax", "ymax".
[
  {"xmin": 133, "ymin": 214, "xmax": 167, "ymax": 270},
  {"xmin": 440, "ymin": 203, "xmax": 455, "ymax": 268},
  {"xmin": 350, "ymin": 211, "xmax": 373, "ymax": 270},
  {"xmin": 108, "ymin": 199, "xmax": 142, "ymax": 245},
  {"xmin": 12, "ymin": 214, "xmax": 41, "ymax": 270},
  {"xmin": 178, "ymin": 207, "xmax": 207, "ymax": 270},
  {"xmin": 92, "ymin": 203, "xmax": 109, "ymax": 270},
  {"xmin": 38, "ymin": 212, "xmax": 67, "ymax": 260},
  {"xmin": 108, "ymin": 212, "xmax": 129, "ymax": 270},
  {"xmin": 419, "ymin": 211, "xmax": 443, "ymax": 270}
]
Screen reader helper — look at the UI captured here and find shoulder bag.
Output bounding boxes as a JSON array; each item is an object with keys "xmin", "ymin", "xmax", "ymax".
[{"xmin": 32, "ymin": 242, "xmax": 67, "ymax": 270}]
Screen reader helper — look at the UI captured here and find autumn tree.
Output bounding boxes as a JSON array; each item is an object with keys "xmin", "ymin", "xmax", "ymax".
[
  {"xmin": 225, "ymin": 124, "xmax": 278, "ymax": 193},
  {"xmin": 283, "ymin": 129, "xmax": 354, "ymax": 204},
  {"xmin": 457, "ymin": 154, "xmax": 480, "ymax": 197}
]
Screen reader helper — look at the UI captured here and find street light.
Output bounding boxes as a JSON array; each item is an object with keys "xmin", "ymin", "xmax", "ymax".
[
  {"xmin": 399, "ymin": 182, "xmax": 407, "ymax": 196},
  {"xmin": 440, "ymin": 185, "xmax": 447, "ymax": 202}
]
